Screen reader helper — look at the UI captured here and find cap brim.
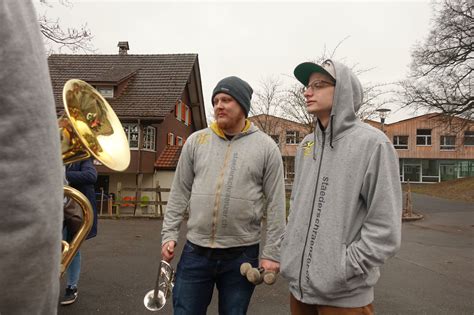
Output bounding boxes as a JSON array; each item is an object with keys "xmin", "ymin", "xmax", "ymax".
[{"xmin": 294, "ymin": 62, "xmax": 334, "ymax": 86}]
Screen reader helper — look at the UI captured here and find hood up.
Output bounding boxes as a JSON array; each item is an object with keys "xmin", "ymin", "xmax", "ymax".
[{"xmin": 315, "ymin": 60, "xmax": 364, "ymax": 148}]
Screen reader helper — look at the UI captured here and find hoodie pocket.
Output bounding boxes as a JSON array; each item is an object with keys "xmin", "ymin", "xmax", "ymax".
[
  {"xmin": 305, "ymin": 243, "xmax": 352, "ymax": 297},
  {"xmin": 187, "ymin": 194, "xmax": 214, "ymax": 235},
  {"xmin": 220, "ymin": 197, "xmax": 256, "ymax": 236},
  {"xmin": 279, "ymin": 225, "xmax": 303, "ymax": 284}
]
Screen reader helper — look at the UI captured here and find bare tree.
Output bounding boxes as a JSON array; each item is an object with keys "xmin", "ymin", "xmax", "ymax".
[
  {"xmin": 38, "ymin": 0, "xmax": 94, "ymax": 54},
  {"xmin": 283, "ymin": 84, "xmax": 315, "ymax": 132},
  {"xmin": 401, "ymin": 0, "xmax": 473, "ymax": 122},
  {"xmin": 357, "ymin": 82, "xmax": 397, "ymax": 121},
  {"xmin": 249, "ymin": 76, "xmax": 287, "ymax": 138}
]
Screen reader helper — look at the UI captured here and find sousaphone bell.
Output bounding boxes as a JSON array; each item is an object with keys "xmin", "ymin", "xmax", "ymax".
[{"xmin": 59, "ymin": 79, "xmax": 130, "ymax": 276}]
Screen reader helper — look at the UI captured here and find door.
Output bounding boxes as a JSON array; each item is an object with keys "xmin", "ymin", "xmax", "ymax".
[
  {"xmin": 404, "ymin": 164, "xmax": 421, "ymax": 182},
  {"xmin": 440, "ymin": 164, "xmax": 456, "ymax": 181}
]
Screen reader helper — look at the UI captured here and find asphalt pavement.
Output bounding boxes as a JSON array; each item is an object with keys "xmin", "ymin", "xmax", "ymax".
[{"xmin": 58, "ymin": 193, "xmax": 474, "ymax": 315}]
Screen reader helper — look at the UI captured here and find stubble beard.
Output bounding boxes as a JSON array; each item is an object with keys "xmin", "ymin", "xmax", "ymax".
[{"xmin": 216, "ymin": 114, "xmax": 244, "ymax": 133}]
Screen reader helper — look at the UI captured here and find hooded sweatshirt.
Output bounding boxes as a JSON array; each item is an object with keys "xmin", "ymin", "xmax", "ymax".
[
  {"xmin": 161, "ymin": 121, "xmax": 286, "ymax": 262},
  {"xmin": 280, "ymin": 60, "xmax": 402, "ymax": 307},
  {"xmin": 0, "ymin": 1, "xmax": 63, "ymax": 314}
]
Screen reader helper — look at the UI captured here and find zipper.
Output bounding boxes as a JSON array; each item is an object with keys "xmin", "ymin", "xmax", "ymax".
[
  {"xmin": 210, "ymin": 141, "xmax": 233, "ymax": 247},
  {"xmin": 297, "ymin": 130, "xmax": 326, "ymax": 300}
]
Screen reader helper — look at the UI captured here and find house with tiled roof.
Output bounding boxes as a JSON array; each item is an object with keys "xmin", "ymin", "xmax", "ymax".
[{"xmin": 48, "ymin": 42, "xmax": 206, "ymax": 212}]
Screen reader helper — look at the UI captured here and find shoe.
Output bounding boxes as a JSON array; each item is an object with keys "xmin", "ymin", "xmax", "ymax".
[{"xmin": 60, "ymin": 286, "xmax": 78, "ymax": 305}]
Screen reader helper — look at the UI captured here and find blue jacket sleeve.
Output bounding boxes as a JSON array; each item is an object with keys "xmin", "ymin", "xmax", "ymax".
[{"xmin": 66, "ymin": 159, "xmax": 98, "ymax": 186}]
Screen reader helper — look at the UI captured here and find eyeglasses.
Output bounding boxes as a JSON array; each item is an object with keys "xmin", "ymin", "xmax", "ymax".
[{"xmin": 301, "ymin": 80, "xmax": 335, "ymax": 93}]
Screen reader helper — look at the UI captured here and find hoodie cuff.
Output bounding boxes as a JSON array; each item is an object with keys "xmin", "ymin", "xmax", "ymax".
[
  {"xmin": 161, "ymin": 235, "xmax": 178, "ymax": 247},
  {"xmin": 262, "ymin": 245, "xmax": 281, "ymax": 263}
]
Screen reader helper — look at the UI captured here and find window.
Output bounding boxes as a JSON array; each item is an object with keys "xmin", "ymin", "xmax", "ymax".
[
  {"xmin": 416, "ymin": 129, "xmax": 432, "ymax": 146},
  {"xmin": 422, "ymin": 160, "xmax": 439, "ymax": 182},
  {"xmin": 283, "ymin": 156, "xmax": 295, "ymax": 180},
  {"xmin": 123, "ymin": 123, "xmax": 139, "ymax": 148},
  {"xmin": 464, "ymin": 131, "xmax": 474, "ymax": 146},
  {"xmin": 440, "ymin": 135, "xmax": 456, "ymax": 150},
  {"xmin": 96, "ymin": 86, "xmax": 114, "ymax": 98},
  {"xmin": 270, "ymin": 135, "xmax": 279, "ymax": 144},
  {"xmin": 142, "ymin": 126, "xmax": 156, "ymax": 151},
  {"xmin": 458, "ymin": 160, "xmax": 474, "ymax": 177},
  {"xmin": 176, "ymin": 136, "xmax": 183, "ymax": 146},
  {"xmin": 393, "ymin": 136, "xmax": 408, "ymax": 149},
  {"xmin": 175, "ymin": 100, "xmax": 192, "ymax": 126},
  {"xmin": 167, "ymin": 133, "xmax": 175, "ymax": 146},
  {"xmin": 286, "ymin": 130, "xmax": 299, "ymax": 144}
]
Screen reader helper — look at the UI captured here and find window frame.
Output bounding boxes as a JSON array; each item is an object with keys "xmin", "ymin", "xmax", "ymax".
[
  {"xmin": 123, "ymin": 123, "xmax": 139, "ymax": 149},
  {"xmin": 167, "ymin": 132, "xmax": 175, "ymax": 146},
  {"xmin": 286, "ymin": 130, "xmax": 299, "ymax": 144},
  {"xmin": 440, "ymin": 135, "xmax": 456, "ymax": 151},
  {"xmin": 95, "ymin": 85, "xmax": 114, "ymax": 98},
  {"xmin": 142, "ymin": 126, "xmax": 156, "ymax": 151},
  {"xmin": 393, "ymin": 135, "xmax": 409, "ymax": 150},
  {"xmin": 175, "ymin": 100, "xmax": 192, "ymax": 126},
  {"xmin": 283, "ymin": 156, "xmax": 295, "ymax": 181},
  {"xmin": 464, "ymin": 131, "xmax": 474, "ymax": 146},
  {"xmin": 416, "ymin": 129, "xmax": 432, "ymax": 146}
]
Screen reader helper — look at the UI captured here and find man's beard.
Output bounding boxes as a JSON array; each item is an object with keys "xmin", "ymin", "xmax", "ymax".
[{"xmin": 216, "ymin": 114, "xmax": 241, "ymax": 131}]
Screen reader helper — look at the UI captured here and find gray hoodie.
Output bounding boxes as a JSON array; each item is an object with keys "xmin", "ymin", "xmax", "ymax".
[
  {"xmin": 162, "ymin": 121, "xmax": 286, "ymax": 262},
  {"xmin": 0, "ymin": 1, "xmax": 63, "ymax": 314},
  {"xmin": 280, "ymin": 60, "xmax": 402, "ymax": 307}
]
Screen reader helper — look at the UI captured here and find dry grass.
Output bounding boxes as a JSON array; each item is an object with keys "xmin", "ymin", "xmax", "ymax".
[{"xmin": 402, "ymin": 177, "xmax": 474, "ymax": 203}]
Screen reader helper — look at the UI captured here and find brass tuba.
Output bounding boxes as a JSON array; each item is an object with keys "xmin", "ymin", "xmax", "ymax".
[{"xmin": 59, "ymin": 79, "xmax": 130, "ymax": 277}]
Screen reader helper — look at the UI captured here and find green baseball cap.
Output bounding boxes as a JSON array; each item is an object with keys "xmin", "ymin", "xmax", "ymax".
[{"xmin": 294, "ymin": 60, "xmax": 336, "ymax": 86}]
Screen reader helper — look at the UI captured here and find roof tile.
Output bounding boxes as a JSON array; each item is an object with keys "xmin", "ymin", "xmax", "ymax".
[
  {"xmin": 155, "ymin": 145, "xmax": 183, "ymax": 169},
  {"xmin": 48, "ymin": 54, "xmax": 197, "ymax": 119}
]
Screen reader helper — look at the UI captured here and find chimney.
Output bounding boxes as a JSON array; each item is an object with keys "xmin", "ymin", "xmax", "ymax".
[{"xmin": 118, "ymin": 41, "xmax": 129, "ymax": 55}]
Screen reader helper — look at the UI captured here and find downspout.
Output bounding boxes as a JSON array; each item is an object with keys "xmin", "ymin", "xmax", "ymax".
[{"xmin": 134, "ymin": 118, "xmax": 142, "ymax": 215}]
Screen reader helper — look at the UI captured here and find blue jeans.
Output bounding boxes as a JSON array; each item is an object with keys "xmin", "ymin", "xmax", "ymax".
[
  {"xmin": 172, "ymin": 241, "xmax": 259, "ymax": 315},
  {"xmin": 63, "ymin": 228, "xmax": 81, "ymax": 288}
]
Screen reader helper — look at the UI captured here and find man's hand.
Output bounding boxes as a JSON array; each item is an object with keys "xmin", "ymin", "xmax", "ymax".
[
  {"xmin": 260, "ymin": 258, "xmax": 280, "ymax": 273},
  {"xmin": 161, "ymin": 241, "xmax": 176, "ymax": 262}
]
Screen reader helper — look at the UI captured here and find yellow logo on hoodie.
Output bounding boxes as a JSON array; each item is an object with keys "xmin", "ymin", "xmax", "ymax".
[
  {"xmin": 302, "ymin": 141, "xmax": 315, "ymax": 156},
  {"xmin": 197, "ymin": 133, "xmax": 210, "ymax": 145}
]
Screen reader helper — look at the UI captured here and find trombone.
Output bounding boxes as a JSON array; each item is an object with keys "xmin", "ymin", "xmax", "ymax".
[{"xmin": 59, "ymin": 79, "xmax": 130, "ymax": 276}]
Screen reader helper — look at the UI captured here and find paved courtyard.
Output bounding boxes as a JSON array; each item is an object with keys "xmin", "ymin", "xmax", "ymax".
[{"xmin": 59, "ymin": 193, "xmax": 474, "ymax": 314}]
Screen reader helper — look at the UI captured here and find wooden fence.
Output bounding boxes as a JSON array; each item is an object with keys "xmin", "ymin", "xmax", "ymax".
[{"xmin": 104, "ymin": 181, "xmax": 170, "ymax": 218}]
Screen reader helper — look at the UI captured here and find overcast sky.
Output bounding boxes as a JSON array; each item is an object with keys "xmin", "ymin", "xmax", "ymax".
[{"xmin": 35, "ymin": 0, "xmax": 435, "ymax": 123}]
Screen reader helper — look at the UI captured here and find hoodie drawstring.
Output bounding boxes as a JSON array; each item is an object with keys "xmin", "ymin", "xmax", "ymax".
[
  {"xmin": 312, "ymin": 126, "xmax": 317, "ymax": 160},
  {"xmin": 330, "ymin": 115, "xmax": 334, "ymax": 149}
]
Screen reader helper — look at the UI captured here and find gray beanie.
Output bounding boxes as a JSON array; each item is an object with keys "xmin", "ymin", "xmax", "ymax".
[{"xmin": 212, "ymin": 76, "xmax": 253, "ymax": 117}]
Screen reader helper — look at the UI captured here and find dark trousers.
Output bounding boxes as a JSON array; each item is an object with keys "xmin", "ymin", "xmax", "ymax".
[{"xmin": 172, "ymin": 241, "xmax": 259, "ymax": 315}]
